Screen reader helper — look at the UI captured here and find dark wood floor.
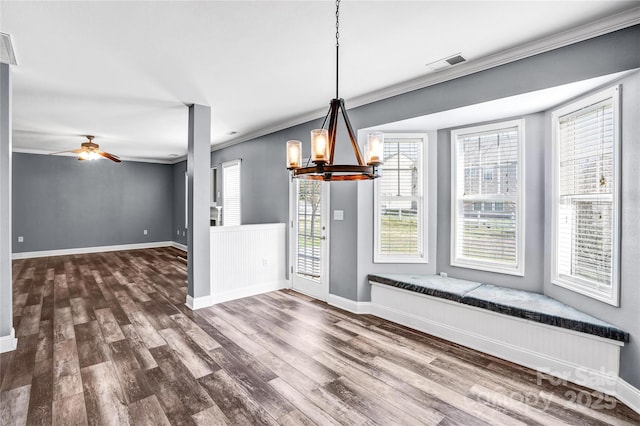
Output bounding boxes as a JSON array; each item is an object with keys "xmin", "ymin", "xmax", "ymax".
[{"xmin": 1, "ymin": 247, "xmax": 639, "ymax": 425}]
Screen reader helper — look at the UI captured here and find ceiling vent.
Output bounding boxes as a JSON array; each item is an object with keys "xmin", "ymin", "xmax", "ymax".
[
  {"xmin": 426, "ymin": 53, "xmax": 465, "ymax": 72},
  {"xmin": 0, "ymin": 33, "xmax": 17, "ymax": 65}
]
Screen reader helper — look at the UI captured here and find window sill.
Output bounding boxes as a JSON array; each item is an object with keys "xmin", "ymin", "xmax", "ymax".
[
  {"xmin": 551, "ymin": 276, "xmax": 619, "ymax": 307},
  {"xmin": 451, "ymin": 259, "xmax": 524, "ymax": 277},
  {"xmin": 374, "ymin": 256, "xmax": 428, "ymax": 264}
]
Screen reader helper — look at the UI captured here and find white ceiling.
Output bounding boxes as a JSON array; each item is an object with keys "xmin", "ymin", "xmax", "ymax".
[{"xmin": 2, "ymin": 1, "xmax": 639, "ymax": 162}]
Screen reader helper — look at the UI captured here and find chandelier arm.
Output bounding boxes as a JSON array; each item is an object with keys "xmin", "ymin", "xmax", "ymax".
[
  {"xmin": 338, "ymin": 99, "xmax": 365, "ymax": 166},
  {"xmin": 327, "ymin": 99, "xmax": 340, "ymax": 164},
  {"xmin": 320, "ymin": 104, "xmax": 332, "ymax": 129}
]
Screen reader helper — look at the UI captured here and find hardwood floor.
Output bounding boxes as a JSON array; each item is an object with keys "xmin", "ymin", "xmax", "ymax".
[{"xmin": 1, "ymin": 247, "xmax": 639, "ymax": 425}]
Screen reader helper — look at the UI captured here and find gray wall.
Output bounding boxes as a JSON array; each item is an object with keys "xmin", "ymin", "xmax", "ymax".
[
  {"xmin": 172, "ymin": 160, "xmax": 187, "ymax": 246},
  {"xmin": 436, "ymin": 113, "xmax": 546, "ymax": 293},
  {"xmin": 12, "ymin": 153, "xmax": 173, "ymax": 252},
  {"xmin": 543, "ymin": 71, "xmax": 640, "ymax": 388}
]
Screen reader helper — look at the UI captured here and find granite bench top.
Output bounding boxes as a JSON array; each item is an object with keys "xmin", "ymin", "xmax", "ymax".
[{"xmin": 368, "ymin": 274, "xmax": 629, "ymax": 343}]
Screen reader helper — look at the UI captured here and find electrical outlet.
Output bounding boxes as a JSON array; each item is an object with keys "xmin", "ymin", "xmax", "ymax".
[
  {"xmin": 182, "ymin": 230, "xmax": 186, "ymax": 236},
  {"xmin": 177, "ymin": 230, "xmax": 180, "ymax": 235},
  {"xmin": 18, "ymin": 236, "xmax": 24, "ymax": 243},
  {"xmin": 143, "ymin": 229, "xmax": 148, "ymax": 235},
  {"xmin": 262, "ymin": 258, "xmax": 267, "ymax": 266}
]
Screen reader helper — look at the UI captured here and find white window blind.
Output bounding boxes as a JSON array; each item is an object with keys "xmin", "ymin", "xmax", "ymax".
[
  {"xmin": 374, "ymin": 134, "xmax": 426, "ymax": 263},
  {"xmin": 552, "ymin": 86, "xmax": 620, "ymax": 306},
  {"xmin": 296, "ymin": 180, "xmax": 322, "ymax": 278},
  {"xmin": 222, "ymin": 160, "xmax": 241, "ymax": 226},
  {"xmin": 451, "ymin": 120, "xmax": 524, "ymax": 275}
]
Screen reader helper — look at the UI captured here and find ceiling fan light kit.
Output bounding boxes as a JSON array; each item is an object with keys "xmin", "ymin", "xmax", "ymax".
[
  {"xmin": 286, "ymin": 0, "xmax": 383, "ymax": 181},
  {"xmin": 51, "ymin": 135, "xmax": 121, "ymax": 163}
]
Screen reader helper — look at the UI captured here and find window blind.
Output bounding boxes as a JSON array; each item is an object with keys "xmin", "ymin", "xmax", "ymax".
[
  {"xmin": 557, "ymin": 99, "xmax": 614, "ymax": 287},
  {"xmin": 375, "ymin": 135, "xmax": 425, "ymax": 262},
  {"xmin": 452, "ymin": 122, "xmax": 522, "ymax": 274},
  {"xmin": 296, "ymin": 180, "xmax": 322, "ymax": 278},
  {"xmin": 222, "ymin": 160, "xmax": 241, "ymax": 226}
]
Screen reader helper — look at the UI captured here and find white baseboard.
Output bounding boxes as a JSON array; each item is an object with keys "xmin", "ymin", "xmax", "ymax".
[
  {"xmin": 0, "ymin": 328, "xmax": 17, "ymax": 353},
  {"xmin": 186, "ymin": 281, "xmax": 290, "ymax": 310},
  {"xmin": 328, "ymin": 293, "xmax": 371, "ymax": 314},
  {"xmin": 171, "ymin": 241, "xmax": 187, "ymax": 252},
  {"xmin": 616, "ymin": 378, "xmax": 640, "ymax": 415},
  {"xmin": 186, "ymin": 294, "xmax": 215, "ymax": 310},
  {"xmin": 12, "ymin": 241, "xmax": 176, "ymax": 259},
  {"xmin": 213, "ymin": 281, "xmax": 289, "ymax": 305}
]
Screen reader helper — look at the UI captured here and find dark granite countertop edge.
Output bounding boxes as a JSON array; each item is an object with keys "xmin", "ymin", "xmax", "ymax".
[
  {"xmin": 368, "ymin": 274, "xmax": 467, "ymax": 302},
  {"xmin": 460, "ymin": 296, "xmax": 629, "ymax": 343},
  {"xmin": 368, "ymin": 274, "xmax": 629, "ymax": 343}
]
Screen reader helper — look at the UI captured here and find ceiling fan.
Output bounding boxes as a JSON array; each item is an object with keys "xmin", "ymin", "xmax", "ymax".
[{"xmin": 52, "ymin": 135, "xmax": 121, "ymax": 163}]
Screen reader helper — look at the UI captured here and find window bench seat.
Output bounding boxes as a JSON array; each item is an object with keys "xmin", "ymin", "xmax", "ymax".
[{"xmin": 368, "ymin": 273, "xmax": 628, "ymax": 395}]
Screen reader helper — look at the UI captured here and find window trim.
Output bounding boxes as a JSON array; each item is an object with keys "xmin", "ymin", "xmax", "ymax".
[
  {"xmin": 222, "ymin": 159, "xmax": 242, "ymax": 227},
  {"xmin": 450, "ymin": 119, "xmax": 525, "ymax": 276},
  {"xmin": 373, "ymin": 132, "xmax": 428, "ymax": 264},
  {"xmin": 550, "ymin": 86, "xmax": 621, "ymax": 306}
]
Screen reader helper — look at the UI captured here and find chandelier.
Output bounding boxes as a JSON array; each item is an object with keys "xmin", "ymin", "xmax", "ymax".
[{"xmin": 286, "ymin": 0, "xmax": 384, "ymax": 181}]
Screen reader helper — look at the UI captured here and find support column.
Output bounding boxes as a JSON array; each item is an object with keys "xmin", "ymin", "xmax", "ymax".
[
  {"xmin": 186, "ymin": 104, "xmax": 212, "ymax": 309},
  {"xmin": 0, "ymin": 63, "xmax": 16, "ymax": 352}
]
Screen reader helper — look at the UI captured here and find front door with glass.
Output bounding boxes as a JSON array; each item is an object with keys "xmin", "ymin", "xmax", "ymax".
[{"xmin": 290, "ymin": 179, "xmax": 329, "ymax": 301}]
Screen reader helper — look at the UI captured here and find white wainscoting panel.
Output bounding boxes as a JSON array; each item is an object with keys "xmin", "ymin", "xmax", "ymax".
[
  {"xmin": 370, "ymin": 282, "xmax": 623, "ymax": 396},
  {"xmin": 210, "ymin": 224, "xmax": 288, "ymax": 304}
]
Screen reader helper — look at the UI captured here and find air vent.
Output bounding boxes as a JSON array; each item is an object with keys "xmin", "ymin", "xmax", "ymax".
[
  {"xmin": 446, "ymin": 55, "xmax": 466, "ymax": 66},
  {"xmin": 426, "ymin": 53, "xmax": 465, "ymax": 71},
  {"xmin": 0, "ymin": 33, "xmax": 17, "ymax": 65}
]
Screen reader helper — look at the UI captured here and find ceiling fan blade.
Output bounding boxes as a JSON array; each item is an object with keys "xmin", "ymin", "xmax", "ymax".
[
  {"xmin": 77, "ymin": 157, "xmax": 86, "ymax": 161},
  {"xmin": 98, "ymin": 151, "xmax": 121, "ymax": 163},
  {"xmin": 48, "ymin": 150, "xmax": 75, "ymax": 155}
]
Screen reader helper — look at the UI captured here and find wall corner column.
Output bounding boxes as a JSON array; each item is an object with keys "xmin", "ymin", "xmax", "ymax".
[
  {"xmin": 186, "ymin": 104, "xmax": 212, "ymax": 309},
  {"xmin": 0, "ymin": 63, "xmax": 17, "ymax": 352}
]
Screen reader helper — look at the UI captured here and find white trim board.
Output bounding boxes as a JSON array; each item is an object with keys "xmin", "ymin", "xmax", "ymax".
[
  {"xmin": 171, "ymin": 241, "xmax": 187, "ymax": 252},
  {"xmin": 12, "ymin": 241, "xmax": 176, "ymax": 259},
  {"xmin": 0, "ymin": 328, "xmax": 17, "ymax": 353},
  {"xmin": 186, "ymin": 281, "xmax": 290, "ymax": 311},
  {"xmin": 616, "ymin": 378, "xmax": 640, "ymax": 415},
  {"xmin": 327, "ymin": 293, "xmax": 371, "ymax": 315},
  {"xmin": 213, "ymin": 281, "xmax": 289, "ymax": 305},
  {"xmin": 186, "ymin": 294, "xmax": 214, "ymax": 310}
]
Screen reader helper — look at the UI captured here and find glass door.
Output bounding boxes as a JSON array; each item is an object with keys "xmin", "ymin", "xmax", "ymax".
[{"xmin": 290, "ymin": 178, "xmax": 329, "ymax": 301}]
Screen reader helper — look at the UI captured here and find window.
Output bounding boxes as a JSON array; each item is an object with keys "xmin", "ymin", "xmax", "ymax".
[
  {"xmin": 374, "ymin": 133, "xmax": 427, "ymax": 263},
  {"xmin": 451, "ymin": 120, "xmax": 524, "ymax": 275},
  {"xmin": 551, "ymin": 86, "xmax": 620, "ymax": 306},
  {"xmin": 222, "ymin": 159, "xmax": 241, "ymax": 226}
]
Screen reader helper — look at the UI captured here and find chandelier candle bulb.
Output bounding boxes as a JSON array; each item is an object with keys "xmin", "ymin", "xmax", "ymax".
[
  {"xmin": 311, "ymin": 129, "xmax": 329, "ymax": 163},
  {"xmin": 366, "ymin": 132, "xmax": 384, "ymax": 165},
  {"xmin": 286, "ymin": 140, "xmax": 302, "ymax": 169}
]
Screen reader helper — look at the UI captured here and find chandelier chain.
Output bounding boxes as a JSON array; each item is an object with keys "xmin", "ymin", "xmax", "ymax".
[
  {"xmin": 335, "ymin": 0, "xmax": 340, "ymax": 47},
  {"xmin": 335, "ymin": 0, "xmax": 340, "ymax": 99}
]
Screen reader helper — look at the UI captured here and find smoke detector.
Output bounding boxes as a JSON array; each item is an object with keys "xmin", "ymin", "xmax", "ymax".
[
  {"xmin": 426, "ymin": 53, "xmax": 465, "ymax": 72},
  {"xmin": 0, "ymin": 33, "xmax": 17, "ymax": 65}
]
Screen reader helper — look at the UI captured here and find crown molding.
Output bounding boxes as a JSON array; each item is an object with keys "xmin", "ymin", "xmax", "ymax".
[{"xmin": 211, "ymin": 6, "xmax": 640, "ymax": 152}]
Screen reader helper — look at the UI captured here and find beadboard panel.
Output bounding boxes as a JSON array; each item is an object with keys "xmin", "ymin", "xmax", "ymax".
[{"xmin": 210, "ymin": 224, "xmax": 288, "ymax": 304}]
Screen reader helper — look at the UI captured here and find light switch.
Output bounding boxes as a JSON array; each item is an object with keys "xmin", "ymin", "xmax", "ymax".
[{"xmin": 333, "ymin": 210, "xmax": 344, "ymax": 221}]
